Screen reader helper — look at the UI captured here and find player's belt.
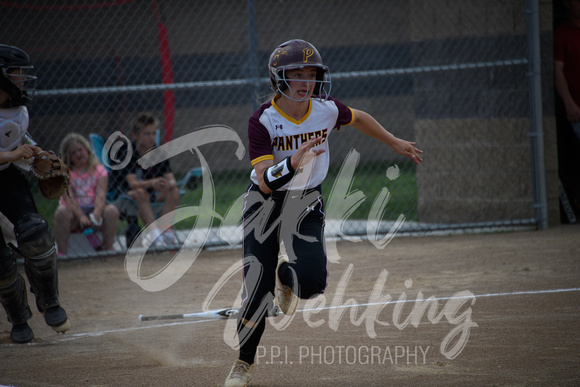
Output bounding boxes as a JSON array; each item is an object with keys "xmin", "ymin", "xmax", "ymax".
[{"xmin": 270, "ymin": 184, "xmax": 322, "ymax": 201}]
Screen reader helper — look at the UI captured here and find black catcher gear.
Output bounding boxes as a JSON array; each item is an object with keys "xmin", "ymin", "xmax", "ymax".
[
  {"xmin": 0, "ymin": 242, "xmax": 32, "ymax": 325},
  {"xmin": 14, "ymin": 213, "xmax": 55, "ymax": 260},
  {"xmin": 0, "ymin": 44, "xmax": 37, "ymax": 107},
  {"xmin": 13, "ymin": 214, "xmax": 61, "ymax": 312},
  {"xmin": 0, "ymin": 231, "xmax": 34, "ymax": 343}
]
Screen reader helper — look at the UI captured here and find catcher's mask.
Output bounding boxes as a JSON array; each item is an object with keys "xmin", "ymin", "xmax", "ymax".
[
  {"xmin": 0, "ymin": 44, "xmax": 37, "ymax": 107},
  {"xmin": 268, "ymin": 39, "xmax": 331, "ymax": 102}
]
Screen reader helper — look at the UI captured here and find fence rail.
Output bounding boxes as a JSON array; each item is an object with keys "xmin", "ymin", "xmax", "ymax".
[{"xmin": 2, "ymin": 0, "xmax": 543, "ymax": 259}]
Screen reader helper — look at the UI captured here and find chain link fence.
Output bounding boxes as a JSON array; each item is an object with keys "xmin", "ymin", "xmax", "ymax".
[{"xmin": 2, "ymin": 0, "xmax": 546, "ymax": 258}]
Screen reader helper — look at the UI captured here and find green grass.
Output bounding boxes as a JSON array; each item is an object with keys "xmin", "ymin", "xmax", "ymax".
[
  {"xmin": 322, "ymin": 160, "xmax": 418, "ymax": 222},
  {"xmin": 175, "ymin": 161, "xmax": 418, "ymax": 230},
  {"xmin": 35, "ymin": 161, "xmax": 418, "ymax": 232},
  {"xmin": 33, "ymin": 185, "xmax": 59, "ymax": 230}
]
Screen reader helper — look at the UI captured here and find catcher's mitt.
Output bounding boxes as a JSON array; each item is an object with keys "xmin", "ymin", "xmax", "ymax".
[{"xmin": 30, "ymin": 150, "xmax": 70, "ymax": 200}]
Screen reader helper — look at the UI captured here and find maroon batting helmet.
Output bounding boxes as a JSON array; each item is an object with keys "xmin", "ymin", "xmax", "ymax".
[{"xmin": 268, "ymin": 39, "xmax": 331, "ymax": 101}]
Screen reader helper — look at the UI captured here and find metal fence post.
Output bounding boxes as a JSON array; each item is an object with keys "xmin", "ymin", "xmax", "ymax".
[
  {"xmin": 526, "ymin": 0, "xmax": 549, "ymax": 229},
  {"xmin": 247, "ymin": 0, "xmax": 260, "ymax": 111}
]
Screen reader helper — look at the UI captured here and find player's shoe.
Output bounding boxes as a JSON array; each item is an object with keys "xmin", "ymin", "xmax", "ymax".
[
  {"xmin": 224, "ymin": 359, "xmax": 254, "ymax": 387},
  {"xmin": 10, "ymin": 322, "xmax": 34, "ymax": 343},
  {"xmin": 275, "ymin": 255, "xmax": 298, "ymax": 315},
  {"xmin": 44, "ymin": 305, "xmax": 71, "ymax": 333}
]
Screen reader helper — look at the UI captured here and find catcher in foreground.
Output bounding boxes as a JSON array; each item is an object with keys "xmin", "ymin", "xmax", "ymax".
[{"xmin": 0, "ymin": 44, "xmax": 71, "ymax": 344}]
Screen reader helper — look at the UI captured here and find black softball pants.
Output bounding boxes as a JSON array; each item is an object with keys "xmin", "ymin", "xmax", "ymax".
[{"xmin": 239, "ymin": 183, "xmax": 328, "ymax": 323}]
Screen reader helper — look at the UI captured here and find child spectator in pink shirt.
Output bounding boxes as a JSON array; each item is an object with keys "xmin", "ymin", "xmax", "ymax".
[{"xmin": 54, "ymin": 133, "xmax": 119, "ymax": 255}]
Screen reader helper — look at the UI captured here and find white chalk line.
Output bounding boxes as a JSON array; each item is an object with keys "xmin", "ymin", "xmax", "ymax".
[
  {"xmin": 0, "ymin": 318, "xmax": 222, "ymax": 347},
  {"xmin": 300, "ymin": 287, "xmax": 580, "ymax": 314},
  {"xmin": 2, "ymin": 287, "xmax": 578, "ymax": 347}
]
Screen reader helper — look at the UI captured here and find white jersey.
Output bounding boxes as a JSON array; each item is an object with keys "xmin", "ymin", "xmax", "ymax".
[
  {"xmin": 248, "ymin": 96, "xmax": 354, "ymax": 191},
  {"xmin": 0, "ymin": 106, "xmax": 29, "ymax": 171}
]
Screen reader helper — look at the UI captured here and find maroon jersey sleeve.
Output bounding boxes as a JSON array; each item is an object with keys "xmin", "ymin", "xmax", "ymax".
[
  {"xmin": 327, "ymin": 96, "xmax": 355, "ymax": 129},
  {"xmin": 248, "ymin": 103, "xmax": 274, "ymax": 166}
]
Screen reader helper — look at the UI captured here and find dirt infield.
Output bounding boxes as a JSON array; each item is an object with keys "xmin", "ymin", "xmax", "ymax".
[{"xmin": 1, "ymin": 224, "xmax": 579, "ymax": 386}]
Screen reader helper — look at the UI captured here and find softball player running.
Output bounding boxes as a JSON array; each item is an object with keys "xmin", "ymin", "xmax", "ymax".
[
  {"xmin": 0, "ymin": 45, "xmax": 70, "ymax": 343},
  {"xmin": 225, "ymin": 39, "xmax": 422, "ymax": 386}
]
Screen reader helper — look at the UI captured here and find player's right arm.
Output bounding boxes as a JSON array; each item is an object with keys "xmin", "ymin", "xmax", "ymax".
[
  {"xmin": 0, "ymin": 144, "xmax": 38, "ymax": 164},
  {"xmin": 254, "ymin": 159, "xmax": 275, "ymax": 194},
  {"xmin": 254, "ymin": 136, "xmax": 325, "ymax": 195}
]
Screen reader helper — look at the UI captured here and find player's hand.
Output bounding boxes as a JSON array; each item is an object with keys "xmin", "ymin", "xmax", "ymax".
[
  {"xmin": 291, "ymin": 136, "xmax": 326, "ymax": 170},
  {"xmin": 391, "ymin": 139, "xmax": 423, "ymax": 165},
  {"xmin": 12, "ymin": 144, "xmax": 39, "ymax": 161}
]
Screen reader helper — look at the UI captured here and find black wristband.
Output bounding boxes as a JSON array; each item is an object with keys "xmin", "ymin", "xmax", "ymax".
[{"xmin": 263, "ymin": 156, "xmax": 295, "ymax": 191}]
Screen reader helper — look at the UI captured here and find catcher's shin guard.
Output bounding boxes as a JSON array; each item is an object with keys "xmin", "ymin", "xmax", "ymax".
[
  {"xmin": 0, "ymin": 244, "xmax": 32, "ymax": 326},
  {"xmin": 14, "ymin": 214, "xmax": 71, "ymax": 332},
  {"xmin": 14, "ymin": 214, "xmax": 61, "ymax": 311},
  {"xmin": 24, "ymin": 249, "xmax": 61, "ymax": 312}
]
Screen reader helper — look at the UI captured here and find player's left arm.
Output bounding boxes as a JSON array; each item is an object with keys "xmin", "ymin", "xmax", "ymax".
[{"xmin": 351, "ymin": 108, "xmax": 423, "ymax": 165}]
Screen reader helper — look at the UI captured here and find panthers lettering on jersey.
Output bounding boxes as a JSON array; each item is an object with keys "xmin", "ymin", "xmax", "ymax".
[
  {"xmin": 271, "ymin": 129, "xmax": 329, "ymax": 152},
  {"xmin": 248, "ymin": 96, "xmax": 354, "ymax": 191}
]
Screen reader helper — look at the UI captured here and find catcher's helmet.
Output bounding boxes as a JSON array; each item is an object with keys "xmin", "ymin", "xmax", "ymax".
[
  {"xmin": 0, "ymin": 44, "xmax": 37, "ymax": 107},
  {"xmin": 268, "ymin": 39, "xmax": 331, "ymax": 101}
]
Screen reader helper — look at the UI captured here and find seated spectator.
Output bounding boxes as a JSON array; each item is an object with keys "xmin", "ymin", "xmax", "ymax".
[
  {"xmin": 54, "ymin": 133, "xmax": 120, "ymax": 255},
  {"xmin": 109, "ymin": 113, "xmax": 180, "ymax": 247}
]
